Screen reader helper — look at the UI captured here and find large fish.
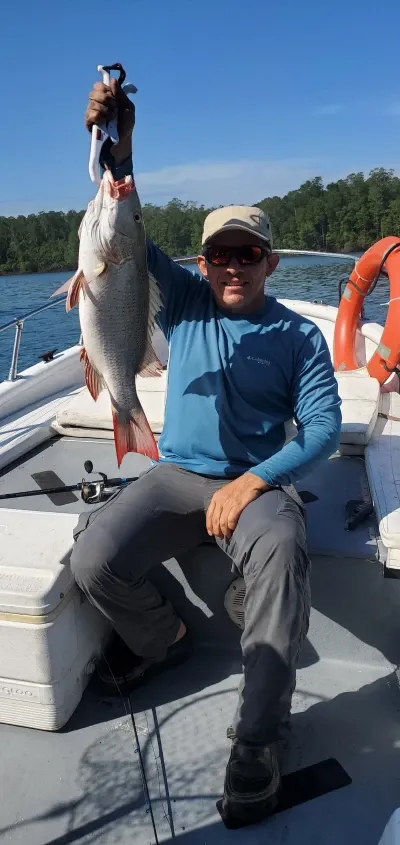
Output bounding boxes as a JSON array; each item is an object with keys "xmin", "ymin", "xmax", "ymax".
[{"xmin": 58, "ymin": 169, "xmax": 162, "ymax": 466}]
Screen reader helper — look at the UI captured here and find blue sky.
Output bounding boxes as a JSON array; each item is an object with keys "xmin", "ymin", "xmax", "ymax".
[{"xmin": 2, "ymin": 0, "xmax": 400, "ymax": 215}]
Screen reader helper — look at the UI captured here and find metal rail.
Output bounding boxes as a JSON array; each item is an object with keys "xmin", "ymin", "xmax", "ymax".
[
  {"xmin": 175, "ymin": 250, "xmax": 358, "ymax": 263},
  {"xmin": 0, "ymin": 250, "xmax": 358, "ymax": 382},
  {"xmin": 0, "ymin": 294, "xmax": 68, "ymax": 382}
]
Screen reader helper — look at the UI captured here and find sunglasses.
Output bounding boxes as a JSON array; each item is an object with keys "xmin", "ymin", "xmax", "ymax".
[{"xmin": 203, "ymin": 244, "xmax": 270, "ymax": 267}]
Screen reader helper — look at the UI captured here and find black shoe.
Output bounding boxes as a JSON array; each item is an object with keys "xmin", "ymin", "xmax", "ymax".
[
  {"xmin": 218, "ymin": 740, "xmax": 281, "ymax": 827},
  {"xmin": 227, "ymin": 713, "xmax": 291, "ymax": 745},
  {"xmin": 94, "ymin": 630, "xmax": 193, "ymax": 696}
]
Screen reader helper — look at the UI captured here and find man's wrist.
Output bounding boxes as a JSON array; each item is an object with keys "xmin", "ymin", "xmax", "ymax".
[
  {"xmin": 100, "ymin": 138, "xmax": 133, "ymax": 182},
  {"xmin": 111, "ymin": 138, "xmax": 133, "ymax": 167},
  {"xmin": 245, "ymin": 472, "xmax": 271, "ymax": 491}
]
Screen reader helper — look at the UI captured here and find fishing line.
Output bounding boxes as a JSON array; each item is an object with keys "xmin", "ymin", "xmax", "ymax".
[
  {"xmin": 152, "ymin": 707, "xmax": 176, "ymax": 838},
  {"xmin": 100, "ymin": 652, "xmax": 160, "ymax": 845},
  {"xmin": 144, "ymin": 710, "xmax": 176, "ymax": 837},
  {"xmin": 127, "ymin": 694, "xmax": 160, "ymax": 845}
]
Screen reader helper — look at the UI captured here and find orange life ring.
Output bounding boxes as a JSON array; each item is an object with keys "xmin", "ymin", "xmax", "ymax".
[{"xmin": 333, "ymin": 236, "xmax": 400, "ymax": 384}]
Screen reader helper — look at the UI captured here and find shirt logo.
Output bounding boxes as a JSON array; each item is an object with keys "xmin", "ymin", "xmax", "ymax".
[{"xmin": 247, "ymin": 355, "xmax": 271, "ymax": 366}]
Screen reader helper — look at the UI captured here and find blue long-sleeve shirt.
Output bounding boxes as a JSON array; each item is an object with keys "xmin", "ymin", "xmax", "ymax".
[
  {"xmin": 147, "ymin": 242, "xmax": 342, "ymax": 485},
  {"xmin": 106, "ymin": 153, "xmax": 342, "ymax": 485}
]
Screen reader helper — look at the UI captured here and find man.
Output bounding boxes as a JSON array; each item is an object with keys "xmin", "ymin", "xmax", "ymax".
[{"xmin": 71, "ymin": 79, "xmax": 342, "ymax": 825}]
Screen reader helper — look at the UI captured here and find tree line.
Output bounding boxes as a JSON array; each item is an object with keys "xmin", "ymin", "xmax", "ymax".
[{"xmin": 1, "ymin": 167, "xmax": 399, "ymax": 275}]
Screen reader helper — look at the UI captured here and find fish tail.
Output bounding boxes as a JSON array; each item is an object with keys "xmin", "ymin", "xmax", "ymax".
[{"xmin": 112, "ymin": 404, "xmax": 159, "ymax": 467}]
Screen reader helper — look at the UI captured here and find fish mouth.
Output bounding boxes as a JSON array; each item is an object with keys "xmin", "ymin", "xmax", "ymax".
[{"xmin": 103, "ymin": 171, "xmax": 135, "ymax": 200}]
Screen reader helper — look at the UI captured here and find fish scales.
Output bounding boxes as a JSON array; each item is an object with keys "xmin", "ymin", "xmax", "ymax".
[{"xmin": 56, "ymin": 170, "xmax": 162, "ymax": 466}]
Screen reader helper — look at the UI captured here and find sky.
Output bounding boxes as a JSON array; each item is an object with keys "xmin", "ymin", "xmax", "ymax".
[{"xmin": 2, "ymin": 0, "xmax": 400, "ymax": 215}]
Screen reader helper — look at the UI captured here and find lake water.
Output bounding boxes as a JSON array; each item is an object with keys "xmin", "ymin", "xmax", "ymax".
[{"xmin": 0, "ymin": 255, "xmax": 389, "ymax": 382}]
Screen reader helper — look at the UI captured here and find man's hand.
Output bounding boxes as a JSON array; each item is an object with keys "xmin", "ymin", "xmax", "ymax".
[
  {"xmin": 85, "ymin": 79, "xmax": 135, "ymax": 166},
  {"xmin": 206, "ymin": 473, "xmax": 271, "ymax": 540}
]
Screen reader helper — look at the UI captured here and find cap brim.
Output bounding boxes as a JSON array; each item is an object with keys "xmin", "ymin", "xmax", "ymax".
[{"xmin": 202, "ymin": 223, "xmax": 272, "ymax": 247}]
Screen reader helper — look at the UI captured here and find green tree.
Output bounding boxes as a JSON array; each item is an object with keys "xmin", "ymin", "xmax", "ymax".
[{"xmin": 1, "ymin": 168, "xmax": 400, "ymax": 275}]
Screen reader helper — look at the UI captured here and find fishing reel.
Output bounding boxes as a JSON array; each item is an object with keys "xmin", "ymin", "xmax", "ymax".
[
  {"xmin": 80, "ymin": 461, "xmax": 116, "ymax": 504},
  {"xmin": 0, "ymin": 461, "xmax": 137, "ymax": 506},
  {"xmin": 80, "ymin": 479, "xmax": 108, "ymax": 505}
]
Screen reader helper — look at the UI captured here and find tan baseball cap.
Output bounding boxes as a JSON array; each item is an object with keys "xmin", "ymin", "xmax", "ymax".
[{"xmin": 202, "ymin": 205, "xmax": 273, "ymax": 248}]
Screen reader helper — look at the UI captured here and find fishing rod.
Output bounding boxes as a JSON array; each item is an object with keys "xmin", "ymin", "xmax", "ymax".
[{"xmin": 0, "ymin": 461, "xmax": 138, "ymax": 505}]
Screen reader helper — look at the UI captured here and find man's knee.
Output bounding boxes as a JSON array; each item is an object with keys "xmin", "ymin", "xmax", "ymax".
[
  {"xmin": 248, "ymin": 515, "xmax": 308, "ymax": 576},
  {"xmin": 69, "ymin": 513, "xmax": 135, "ymax": 597},
  {"xmin": 70, "ymin": 523, "xmax": 109, "ymax": 594}
]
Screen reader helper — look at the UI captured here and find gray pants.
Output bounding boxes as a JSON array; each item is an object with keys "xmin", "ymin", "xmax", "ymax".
[{"xmin": 70, "ymin": 462, "xmax": 311, "ymax": 745}]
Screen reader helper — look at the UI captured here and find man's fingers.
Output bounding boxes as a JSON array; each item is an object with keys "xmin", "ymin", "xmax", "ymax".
[
  {"xmin": 220, "ymin": 504, "xmax": 240, "ymax": 539},
  {"xmin": 92, "ymin": 81, "xmax": 111, "ymax": 93},
  {"xmin": 206, "ymin": 499, "xmax": 215, "ymax": 535},
  {"xmin": 85, "ymin": 96, "xmax": 117, "ymax": 130},
  {"xmin": 85, "ymin": 79, "xmax": 135, "ymax": 140},
  {"xmin": 207, "ymin": 495, "xmax": 222, "ymax": 538},
  {"xmin": 85, "ymin": 108, "xmax": 115, "ymax": 133},
  {"xmin": 87, "ymin": 102, "xmax": 115, "ymax": 121},
  {"xmin": 88, "ymin": 99, "xmax": 117, "ymax": 119},
  {"xmin": 212, "ymin": 503, "xmax": 224, "ymax": 539},
  {"xmin": 219, "ymin": 506, "xmax": 231, "ymax": 539},
  {"xmin": 85, "ymin": 84, "xmax": 117, "ymax": 129},
  {"xmin": 89, "ymin": 88, "xmax": 117, "ymax": 108},
  {"xmin": 227, "ymin": 508, "xmax": 240, "ymax": 531}
]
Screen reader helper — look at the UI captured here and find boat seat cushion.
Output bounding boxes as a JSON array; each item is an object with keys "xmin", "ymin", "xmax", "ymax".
[
  {"xmin": 336, "ymin": 369, "xmax": 380, "ymax": 446},
  {"xmin": 365, "ymin": 392, "xmax": 400, "ymax": 566},
  {"xmin": 56, "ymin": 388, "xmax": 115, "ymax": 432},
  {"xmin": 54, "ymin": 375, "xmax": 167, "ymax": 438},
  {"xmin": 55, "ymin": 368, "xmax": 380, "ymax": 450}
]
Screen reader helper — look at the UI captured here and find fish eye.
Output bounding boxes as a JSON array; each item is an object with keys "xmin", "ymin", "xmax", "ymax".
[{"xmin": 134, "ymin": 213, "xmax": 141, "ymax": 222}]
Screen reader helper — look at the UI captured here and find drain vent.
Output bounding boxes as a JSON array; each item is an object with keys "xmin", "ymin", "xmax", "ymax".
[{"xmin": 224, "ymin": 577, "xmax": 246, "ymax": 630}]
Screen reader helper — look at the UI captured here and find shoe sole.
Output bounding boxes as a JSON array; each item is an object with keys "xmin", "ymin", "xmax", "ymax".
[{"xmin": 217, "ymin": 788, "xmax": 280, "ymax": 829}]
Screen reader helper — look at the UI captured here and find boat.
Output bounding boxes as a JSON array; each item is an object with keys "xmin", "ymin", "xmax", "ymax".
[{"xmin": 0, "ymin": 250, "xmax": 399, "ymax": 845}]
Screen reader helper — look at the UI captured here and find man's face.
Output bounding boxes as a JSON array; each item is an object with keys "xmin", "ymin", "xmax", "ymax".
[{"xmin": 197, "ymin": 229, "xmax": 279, "ymax": 314}]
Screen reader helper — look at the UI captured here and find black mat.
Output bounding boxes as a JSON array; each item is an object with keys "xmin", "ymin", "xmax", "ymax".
[
  {"xmin": 217, "ymin": 757, "xmax": 352, "ymax": 829},
  {"xmin": 30, "ymin": 470, "xmax": 79, "ymax": 505}
]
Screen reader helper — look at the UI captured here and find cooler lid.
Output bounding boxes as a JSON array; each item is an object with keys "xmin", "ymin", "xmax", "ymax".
[{"xmin": 0, "ymin": 510, "xmax": 78, "ymax": 616}]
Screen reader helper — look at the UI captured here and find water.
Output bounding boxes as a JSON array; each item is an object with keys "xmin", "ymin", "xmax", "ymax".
[
  {"xmin": 0, "ymin": 270, "xmax": 79, "ymax": 382},
  {"xmin": 0, "ymin": 255, "xmax": 389, "ymax": 382}
]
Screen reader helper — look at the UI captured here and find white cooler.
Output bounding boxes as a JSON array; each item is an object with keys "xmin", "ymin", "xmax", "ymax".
[{"xmin": 0, "ymin": 509, "xmax": 109, "ymax": 731}]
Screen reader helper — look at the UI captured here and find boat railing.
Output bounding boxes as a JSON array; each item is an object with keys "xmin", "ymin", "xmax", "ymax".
[
  {"xmin": 0, "ymin": 250, "xmax": 357, "ymax": 382},
  {"xmin": 0, "ymin": 295, "xmax": 70, "ymax": 382}
]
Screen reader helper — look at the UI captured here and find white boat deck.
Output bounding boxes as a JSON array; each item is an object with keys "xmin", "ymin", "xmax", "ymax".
[{"xmin": 0, "ymin": 437, "xmax": 399, "ymax": 844}]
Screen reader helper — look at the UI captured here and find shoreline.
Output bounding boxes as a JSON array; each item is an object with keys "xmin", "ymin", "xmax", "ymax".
[
  {"xmin": 0, "ymin": 268, "xmax": 75, "ymax": 278},
  {"xmin": 0, "ymin": 248, "xmax": 361, "ymax": 278}
]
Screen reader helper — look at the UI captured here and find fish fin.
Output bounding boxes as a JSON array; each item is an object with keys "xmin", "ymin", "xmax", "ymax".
[
  {"xmin": 50, "ymin": 277, "xmax": 74, "ymax": 298},
  {"xmin": 93, "ymin": 261, "xmax": 107, "ymax": 277},
  {"xmin": 66, "ymin": 270, "xmax": 86, "ymax": 311},
  {"xmin": 112, "ymin": 406, "xmax": 159, "ymax": 467},
  {"xmin": 80, "ymin": 347, "xmax": 104, "ymax": 401},
  {"xmin": 138, "ymin": 342, "xmax": 163, "ymax": 378}
]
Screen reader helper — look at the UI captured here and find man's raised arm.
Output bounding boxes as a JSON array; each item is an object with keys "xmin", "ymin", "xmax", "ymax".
[{"xmin": 85, "ymin": 78, "xmax": 201, "ymax": 337}]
